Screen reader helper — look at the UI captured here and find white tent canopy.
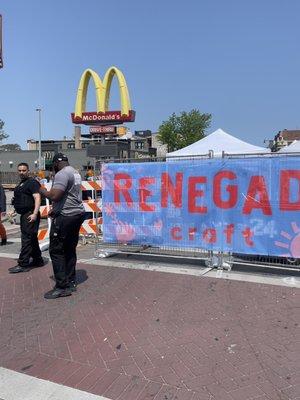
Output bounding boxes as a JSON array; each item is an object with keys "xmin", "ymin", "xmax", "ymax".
[
  {"xmin": 278, "ymin": 140, "xmax": 300, "ymax": 153},
  {"xmin": 166, "ymin": 128, "xmax": 270, "ymax": 158}
]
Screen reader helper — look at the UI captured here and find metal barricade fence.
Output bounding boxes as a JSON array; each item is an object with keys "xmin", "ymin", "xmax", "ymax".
[
  {"xmin": 0, "ymin": 171, "xmax": 19, "ymax": 188},
  {"xmin": 94, "ymin": 155, "xmax": 212, "ymax": 263},
  {"xmin": 94, "ymin": 152, "xmax": 300, "ymax": 272}
]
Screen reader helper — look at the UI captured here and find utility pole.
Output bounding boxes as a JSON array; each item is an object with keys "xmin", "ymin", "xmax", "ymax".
[
  {"xmin": 0, "ymin": 15, "xmax": 3, "ymax": 69},
  {"xmin": 36, "ymin": 108, "xmax": 42, "ymax": 169}
]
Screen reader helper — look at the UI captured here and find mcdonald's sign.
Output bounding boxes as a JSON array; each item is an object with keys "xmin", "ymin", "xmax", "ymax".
[{"xmin": 71, "ymin": 66, "xmax": 135, "ymax": 125}]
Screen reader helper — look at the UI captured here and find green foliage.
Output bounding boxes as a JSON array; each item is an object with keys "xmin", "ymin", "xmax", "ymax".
[
  {"xmin": 0, "ymin": 143, "xmax": 21, "ymax": 151},
  {"xmin": 0, "ymin": 119, "xmax": 21, "ymax": 151},
  {"xmin": 157, "ymin": 109, "xmax": 212, "ymax": 152}
]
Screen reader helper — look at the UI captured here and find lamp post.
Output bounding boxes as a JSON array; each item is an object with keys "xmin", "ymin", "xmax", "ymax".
[{"xmin": 36, "ymin": 108, "xmax": 42, "ymax": 169}]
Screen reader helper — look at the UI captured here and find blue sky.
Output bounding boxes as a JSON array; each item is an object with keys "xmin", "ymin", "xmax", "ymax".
[{"xmin": 0, "ymin": 0, "xmax": 299, "ymax": 148}]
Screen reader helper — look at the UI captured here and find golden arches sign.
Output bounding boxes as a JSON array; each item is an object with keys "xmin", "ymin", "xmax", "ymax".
[{"xmin": 71, "ymin": 66, "xmax": 135, "ymax": 125}]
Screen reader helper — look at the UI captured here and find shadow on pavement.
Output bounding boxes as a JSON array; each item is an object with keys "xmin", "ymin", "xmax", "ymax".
[
  {"xmin": 76, "ymin": 269, "xmax": 89, "ymax": 285},
  {"xmin": 49, "ymin": 268, "xmax": 89, "ymax": 286}
]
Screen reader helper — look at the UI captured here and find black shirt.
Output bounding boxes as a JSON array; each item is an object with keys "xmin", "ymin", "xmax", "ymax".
[
  {"xmin": 0, "ymin": 184, "xmax": 6, "ymax": 212},
  {"xmin": 13, "ymin": 178, "xmax": 40, "ymax": 214},
  {"xmin": 16, "ymin": 177, "xmax": 40, "ymax": 195}
]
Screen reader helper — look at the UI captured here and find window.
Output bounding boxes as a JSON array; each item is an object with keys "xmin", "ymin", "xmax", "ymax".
[
  {"xmin": 135, "ymin": 141, "xmax": 144, "ymax": 149},
  {"xmin": 67, "ymin": 143, "xmax": 75, "ymax": 149},
  {"xmin": 120, "ymin": 150, "xmax": 128, "ymax": 158}
]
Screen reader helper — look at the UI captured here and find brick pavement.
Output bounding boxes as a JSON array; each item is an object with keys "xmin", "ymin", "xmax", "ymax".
[{"xmin": 0, "ymin": 256, "xmax": 299, "ymax": 400}]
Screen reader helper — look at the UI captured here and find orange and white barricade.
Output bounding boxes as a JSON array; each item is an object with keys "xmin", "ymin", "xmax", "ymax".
[
  {"xmin": 81, "ymin": 180, "xmax": 101, "ymax": 192},
  {"xmin": 80, "ymin": 180, "xmax": 102, "ymax": 237},
  {"xmin": 80, "ymin": 217, "xmax": 103, "ymax": 236},
  {"xmin": 38, "ymin": 180, "xmax": 102, "ymax": 250},
  {"xmin": 38, "ymin": 182, "xmax": 52, "ymax": 251}
]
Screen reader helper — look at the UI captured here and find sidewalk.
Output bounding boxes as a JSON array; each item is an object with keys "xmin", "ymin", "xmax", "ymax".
[{"xmin": 0, "ymin": 256, "xmax": 299, "ymax": 400}]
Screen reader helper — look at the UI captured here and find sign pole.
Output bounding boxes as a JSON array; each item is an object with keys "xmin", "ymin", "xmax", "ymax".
[{"xmin": 36, "ymin": 108, "xmax": 42, "ymax": 170}]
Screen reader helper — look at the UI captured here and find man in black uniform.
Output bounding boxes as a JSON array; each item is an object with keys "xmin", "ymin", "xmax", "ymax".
[
  {"xmin": 39, "ymin": 154, "xmax": 85, "ymax": 299},
  {"xmin": 9, "ymin": 163, "xmax": 43, "ymax": 273}
]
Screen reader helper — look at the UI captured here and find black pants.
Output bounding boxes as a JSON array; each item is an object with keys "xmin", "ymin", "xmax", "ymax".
[
  {"xmin": 18, "ymin": 211, "xmax": 42, "ymax": 267},
  {"xmin": 49, "ymin": 213, "xmax": 85, "ymax": 289}
]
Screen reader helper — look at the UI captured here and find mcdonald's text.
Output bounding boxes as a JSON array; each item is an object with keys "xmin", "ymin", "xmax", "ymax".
[{"xmin": 71, "ymin": 110, "xmax": 135, "ymax": 125}]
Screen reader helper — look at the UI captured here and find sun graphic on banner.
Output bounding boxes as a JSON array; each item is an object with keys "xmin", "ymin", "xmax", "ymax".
[{"xmin": 275, "ymin": 222, "xmax": 300, "ymax": 257}]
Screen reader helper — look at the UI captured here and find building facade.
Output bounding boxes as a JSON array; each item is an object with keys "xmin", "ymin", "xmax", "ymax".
[
  {"xmin": 26, "ymin": 126, "xmax": 164, "ymax": 169},
  {"xmin": 0, "ymin": 150, "xmax": 39, "ymax": 172},
  {"xmin": 0, "ymin": 126, "xmax": 166, "ymax": 175},
  {"xmin": 269, "ymin": 129, "xmax": 300, "ymax": 152},
  {"xmin": 151, "ymin": 132, "xmax": 168, "ymax": 158}
]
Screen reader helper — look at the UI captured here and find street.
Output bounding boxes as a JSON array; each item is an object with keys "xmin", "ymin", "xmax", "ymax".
[{"xmin": 0, "ymin": 214, "xmax": 299, "ymax": 400}]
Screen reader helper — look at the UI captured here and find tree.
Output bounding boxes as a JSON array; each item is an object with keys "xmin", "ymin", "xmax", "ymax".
[
  {"xmin": 0, "ymin": 119, "xmax": 20, "ymax": 151},
  {"xmin": 157, "ymin": 109, "xmax": 212, "ymax": 152},
  {"xmin": 0, "ymin": 119, "xmax": 8, "ymax": 144},
  {"xmin": 0, "ymin": 143, "xmax": 21, "ymax": 151}
]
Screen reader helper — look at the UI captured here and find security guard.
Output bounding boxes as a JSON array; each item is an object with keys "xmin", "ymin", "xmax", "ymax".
[
  {"xmin": 9, "ymin": 163, "xmax": 43, "ymax": 273},
  {"xmin": 40, "ymin": 153, "xmax": 85, "ymax": 299}
]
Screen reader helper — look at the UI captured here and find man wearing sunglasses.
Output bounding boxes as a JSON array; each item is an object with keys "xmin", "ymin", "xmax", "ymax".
[{"xmin": 9, "ymin": 162, "xmax": 43, "ymax": 273}]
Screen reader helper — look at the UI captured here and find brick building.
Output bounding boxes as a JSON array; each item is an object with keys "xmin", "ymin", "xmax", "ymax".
[{"xmin": 270, "ymin": 129, "xmax": 300, "ymax": 152}]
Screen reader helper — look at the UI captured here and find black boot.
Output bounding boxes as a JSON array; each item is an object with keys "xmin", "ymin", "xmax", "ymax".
[
  {"xmin": 1, "ymin": 238, "xmax": 7, "ymax": 246},
  {"xmin": 8, "ymin": 265, "xmax": 30, "ymax": 273},
  {"xmin": 28, "ymin": 258, "xmax": 45, "ymax": 268},
  {"xmin": 44, "ymin": 287, "xmax": 72, "ymax": 299}
]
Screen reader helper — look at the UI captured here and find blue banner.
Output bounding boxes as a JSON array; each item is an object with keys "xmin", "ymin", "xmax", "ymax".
[{"xmin": 102, "ymin": 157, "xmax": 300, "ymax": 257}]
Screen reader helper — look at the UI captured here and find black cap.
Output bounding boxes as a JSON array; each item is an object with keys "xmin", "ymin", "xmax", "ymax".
[{"xmin": 52, "ymin": 153, "xmax": 68, "ymax": 163}]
